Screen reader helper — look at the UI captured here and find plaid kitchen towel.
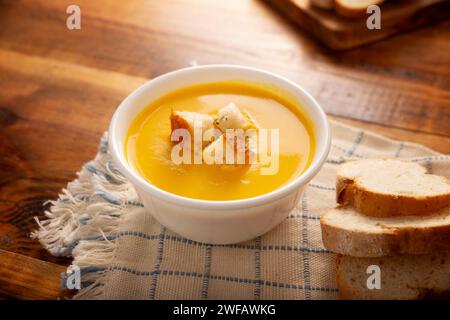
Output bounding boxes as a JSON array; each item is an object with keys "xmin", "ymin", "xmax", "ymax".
[{"xmin": 33, "ymin": 120, "xmax": 449, "ymax": 299}]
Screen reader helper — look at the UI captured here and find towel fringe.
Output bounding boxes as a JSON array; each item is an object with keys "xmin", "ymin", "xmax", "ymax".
[
  {"xmin": 72, "ymin": 241, "xmax": 116, "ymax": 299},
  {"xmin": 31, "ymin": 133, "xmax": 139, "ymax": 299}
]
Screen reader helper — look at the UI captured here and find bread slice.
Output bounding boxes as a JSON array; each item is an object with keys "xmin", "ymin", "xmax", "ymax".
[
  {"xmin": 311, "ymin": 0, "xmax": 335, "ymax": 10},
  {"xmin": 335, "ymin": 0, "xmax": 384, "ymax": 18},
  {"xmin": 336, "ymin": 253, "xmax": 450, "ymax": 299},
  {"xmin": 321, "ymin": 206, "xmax": 450, "ymax": 257},
  {"xmin": 337, "ymin": 159, "xmax": 450, "ymax": 217}
]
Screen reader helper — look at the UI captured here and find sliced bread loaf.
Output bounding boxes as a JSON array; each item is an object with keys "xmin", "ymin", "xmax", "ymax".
[
  {"xmin": 337, "ymin": 159, "xmax": 450, "ymax": 217},
  {"xmin": 321, "ymin": 206, "xmax": 450, "ymax": 257},
  {"xmin": 335, "ymin": 0, "xmax": 384, "ymax": 18},
  {"xmin": 336, "ymin": 253, "xmax": 450, "ymax": 300}
]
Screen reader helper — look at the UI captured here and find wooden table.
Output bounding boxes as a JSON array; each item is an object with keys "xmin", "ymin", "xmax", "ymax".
[{"xmin": 0, "ymin": 0, "xmax": 449, "ymax": 300}]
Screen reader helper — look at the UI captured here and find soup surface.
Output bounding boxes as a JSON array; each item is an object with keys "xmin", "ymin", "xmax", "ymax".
[{"xmin": 126, "ymin": 81, "xmax": 315, "ymax": 200}]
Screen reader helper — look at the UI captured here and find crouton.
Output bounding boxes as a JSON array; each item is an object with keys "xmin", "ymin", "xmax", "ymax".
[
  {"xmin": 203, "ymin": 133, "xmax": 257, "ymax": 165},
  {"xmin": 213, "ymin": 103, "xmax": 258, "ymax": 132},
  {"xmin": 170, "ymin": 110, "xmax": 214, "ymax": 134}
]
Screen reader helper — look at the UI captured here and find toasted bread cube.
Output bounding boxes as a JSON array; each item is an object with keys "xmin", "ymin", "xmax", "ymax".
[
  {"xmin": 213, "ymin": 103, "xmax": 257, "ymax": 132},
  {"xmin": 170, "ymin": 110, "xmax": 214, "ymax": 134},
  {"xmin": 203, "ymin": 133, "xmax": 257, "ymax": 165}
]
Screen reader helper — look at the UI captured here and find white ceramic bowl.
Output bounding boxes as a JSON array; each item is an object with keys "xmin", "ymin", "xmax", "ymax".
[{"xmin": 109, "ymin": 65, "xmax": 330, "ymax": 244}]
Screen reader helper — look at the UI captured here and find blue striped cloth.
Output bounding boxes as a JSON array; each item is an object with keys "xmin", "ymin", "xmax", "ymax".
[{"xmin": 36, "ymin": 120, "xmax": 448, "ymax": 299}]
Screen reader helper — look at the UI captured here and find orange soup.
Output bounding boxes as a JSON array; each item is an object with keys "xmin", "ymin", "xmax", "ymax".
[{"xmin": 126, "ymin": 81, "xmax": 315, "ymax": 200}]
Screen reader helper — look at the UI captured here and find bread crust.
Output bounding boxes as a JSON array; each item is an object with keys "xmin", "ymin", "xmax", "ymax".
[
  {"xmin": 336, "ymin": 161, "xmax": 450, "ymax": 217},
  {"xmin": 321, "ymin": 207, "xmax": 450, "ymax": 257},
  {"xmin": 335, "ymin": 0, "xmax": 384, "ymax": 18},
  {"xmin": 170, "ymin": 112, "xmax": 190, "ymax": 133}
]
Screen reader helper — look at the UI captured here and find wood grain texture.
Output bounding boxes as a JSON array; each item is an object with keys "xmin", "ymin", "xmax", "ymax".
[
  {"xmin": 0, "ymin": 0, "xmax": 449, "ymax": 299},
  {"xmin": 0, "ymin": 249, "xmax": 71, "ymax": 299},
  {"xmin": 1, "ymin": 0, "xmax": 449, "ymax": 136}
]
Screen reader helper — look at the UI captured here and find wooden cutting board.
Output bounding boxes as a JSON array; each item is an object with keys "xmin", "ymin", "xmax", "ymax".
[{"xmin": 264, "ymin": 0, "xmax": 450, "ymax": 50}]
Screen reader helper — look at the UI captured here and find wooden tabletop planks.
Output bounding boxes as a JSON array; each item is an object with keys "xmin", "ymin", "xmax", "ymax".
[
  {"xmin": 1, "ymin": 0, "xmax": 449, "ymax": 136},
  {"xmin": 0, "ymin": 249, "xmax": 71, "ymax": 299},
  {"xmin": 0, "ymin": 0, "xmax": 449, "ymax": 299}
]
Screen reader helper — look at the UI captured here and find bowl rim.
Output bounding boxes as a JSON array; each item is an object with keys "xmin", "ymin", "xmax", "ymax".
[{"xmin": 108, "ymin": 64, "xmax": 331, "ymax": 210}]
